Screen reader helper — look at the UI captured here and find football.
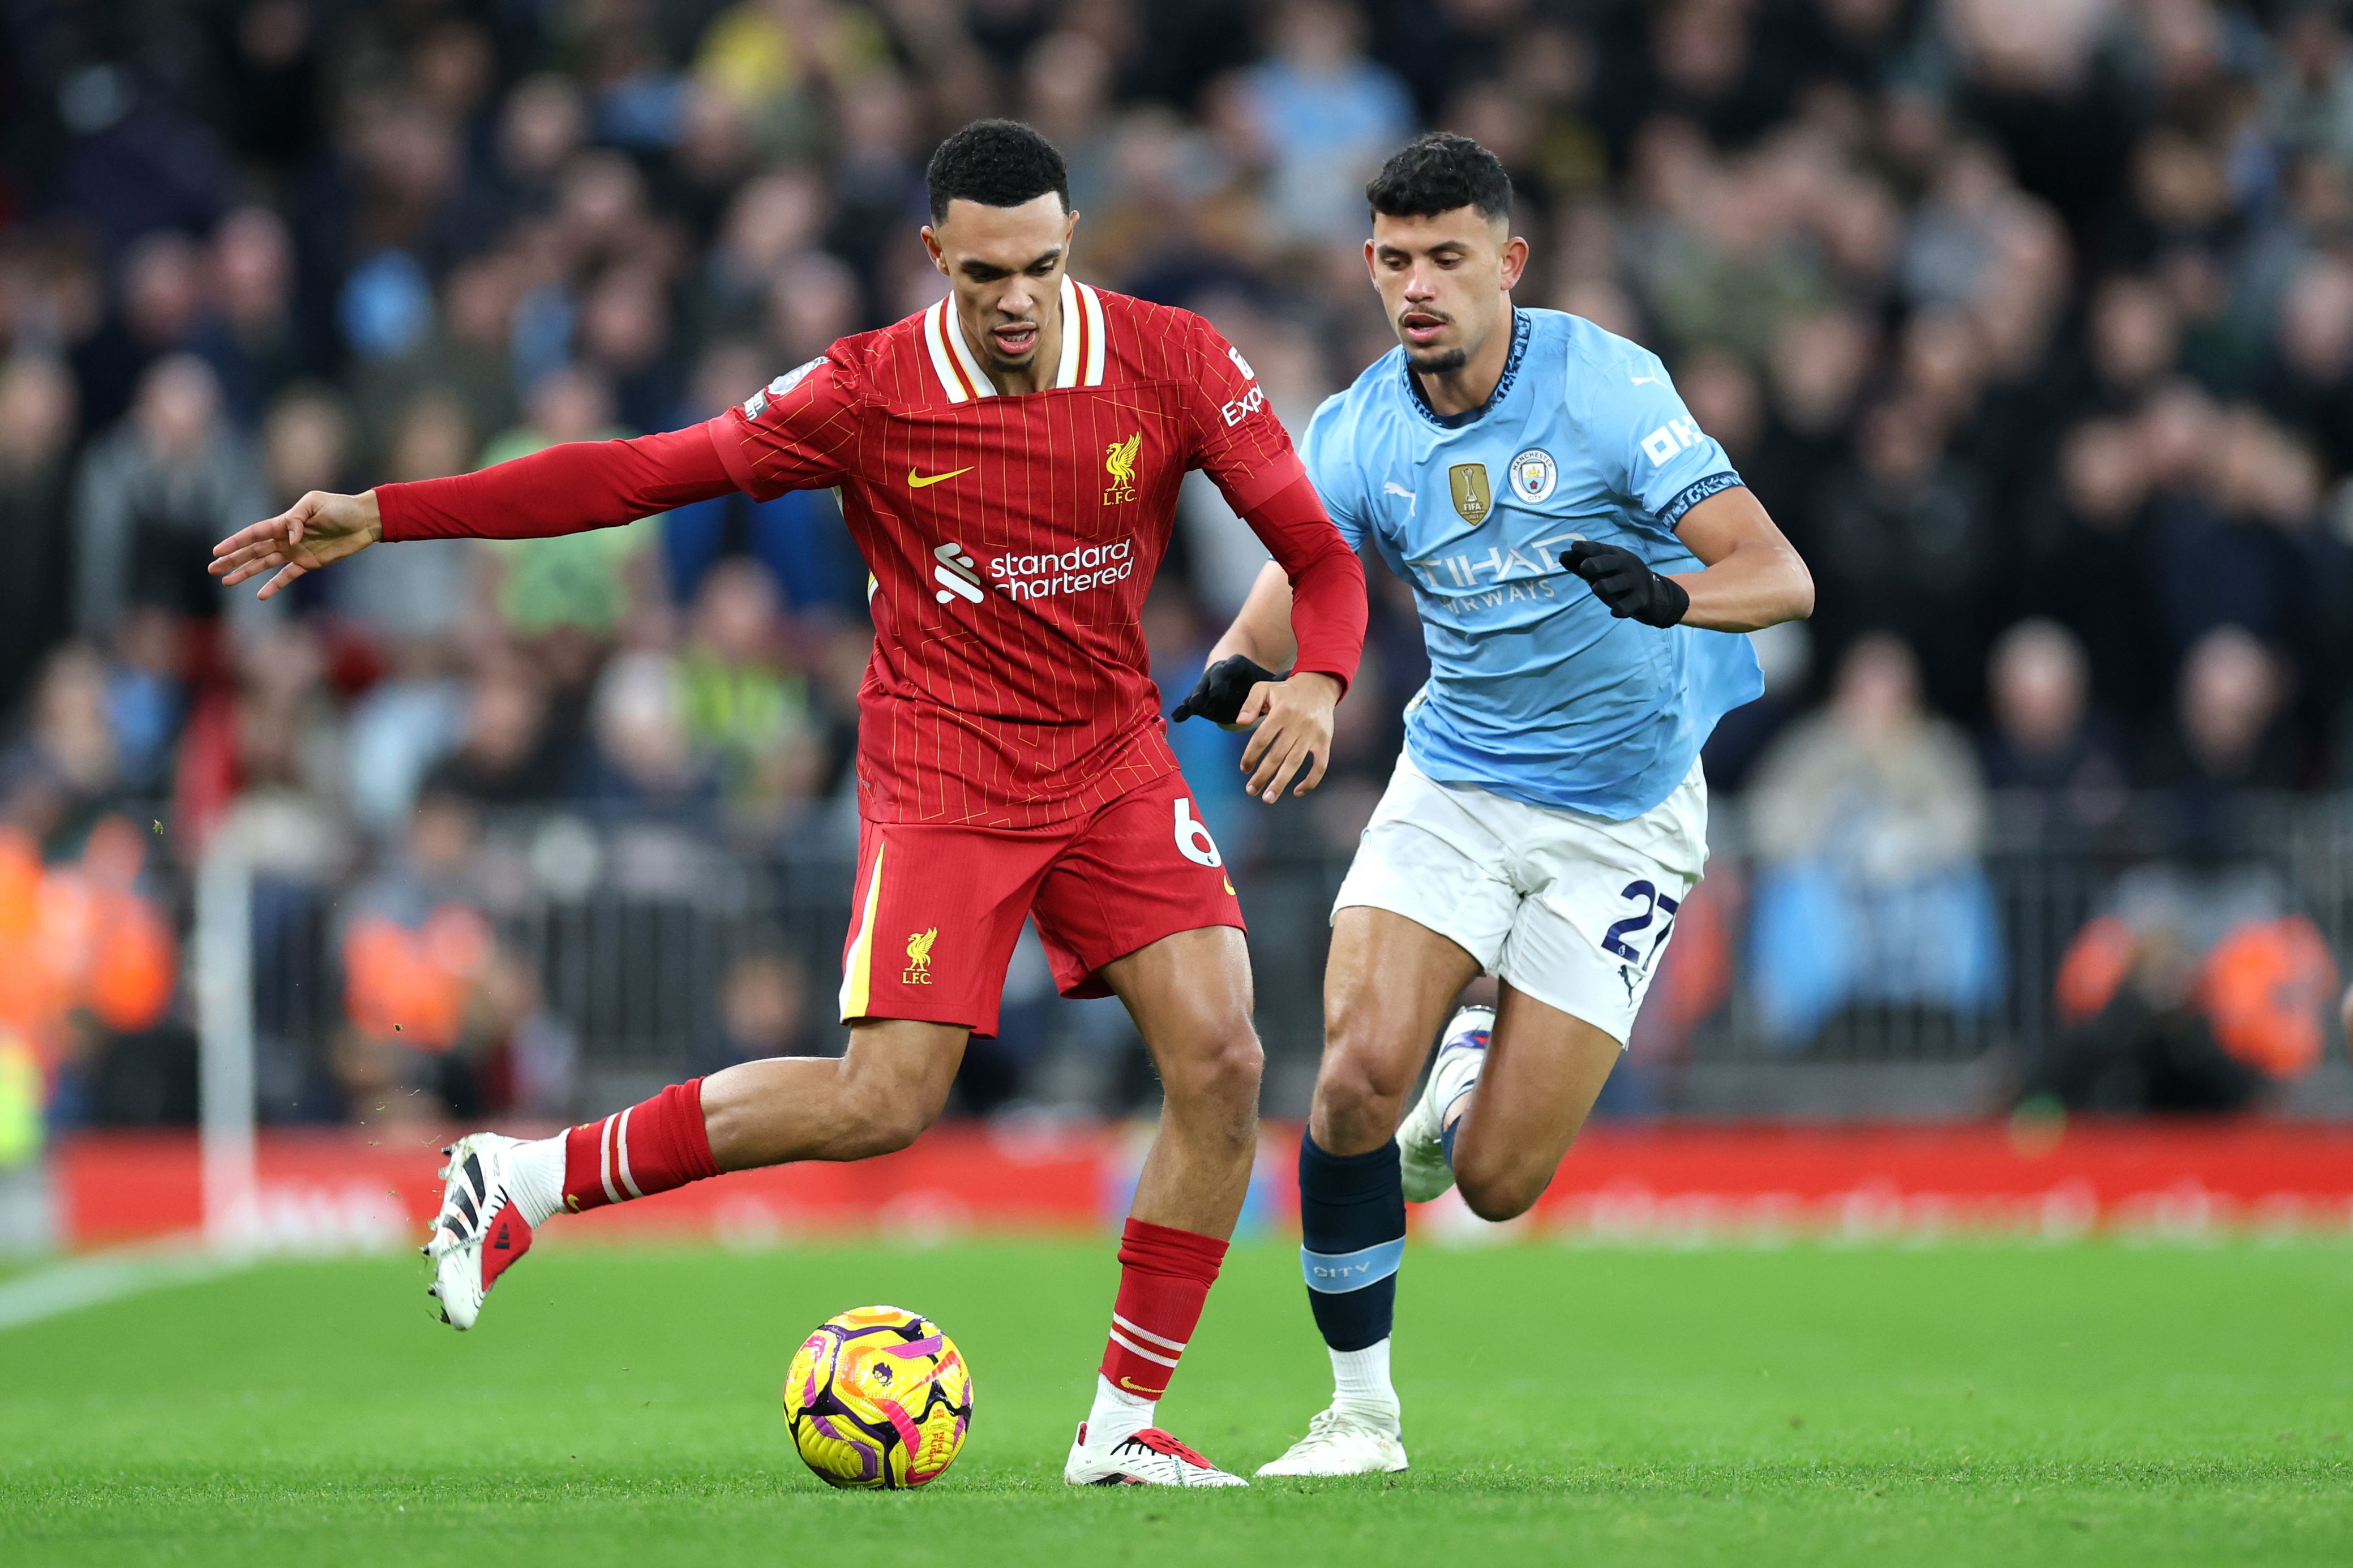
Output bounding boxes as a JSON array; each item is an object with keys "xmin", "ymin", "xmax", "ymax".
[{"xmin": 781, "ymin": 1305, "xmax": 974, "ymax": 1489}]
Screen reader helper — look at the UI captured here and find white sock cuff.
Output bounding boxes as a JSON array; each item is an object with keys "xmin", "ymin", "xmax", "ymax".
[
  {"xmin": 1095, "ymin": 1373, "xmax": 1154, "ymax": 1411},
  {"xmin": 1086, "ymin": 1373, "xmax": 1156, "ymax": 1447},
  {"xmin": 1331, "ymin": 1337, "xmax": 1398, "ymax": 1411},
  {"xmin": 508, "ymin": 1135, "xmax": 567, "ymax": 1228}
]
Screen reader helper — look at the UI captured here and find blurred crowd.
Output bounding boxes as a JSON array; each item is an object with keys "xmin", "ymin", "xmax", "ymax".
[{"xmin": 8, "ymin": 0, "xmax": 2353, "ymax": 1136}]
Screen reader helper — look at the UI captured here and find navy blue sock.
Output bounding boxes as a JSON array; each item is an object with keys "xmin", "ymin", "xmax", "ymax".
[
  {"xmin": 1441, "ymin": 1114, "xmax": 1461, "ymax": 1170},
  {"xmin": 1297, "ymin": 1133, "xmax": 1405, "ymax": 1352}
]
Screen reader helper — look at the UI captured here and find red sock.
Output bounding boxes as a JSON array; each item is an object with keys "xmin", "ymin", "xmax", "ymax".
[
  {"xmin": 560, "ymin": 1079, "xmax": 719, "ymax": 1214},
  {"xmin": 1098, "ymin": 1218, "xmax": 1228, "ymax": 1399}
]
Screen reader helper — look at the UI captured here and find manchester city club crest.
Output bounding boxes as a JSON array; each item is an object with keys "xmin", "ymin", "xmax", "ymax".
[
  {"xmin": 1448, "ymin": 462, "xmax": 1491, "ymax": 522},
  {"xmin": 1509, "ymin": 447, "xmax": 1558, "ymax": 504}
]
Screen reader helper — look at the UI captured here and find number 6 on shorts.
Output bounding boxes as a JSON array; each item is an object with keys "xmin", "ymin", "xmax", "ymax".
[{"xmin": 1173, "ymin": 797, "xmax": 1223, "ymax": 867}]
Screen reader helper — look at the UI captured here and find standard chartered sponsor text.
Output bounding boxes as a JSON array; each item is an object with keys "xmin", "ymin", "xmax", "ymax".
[{"xmin": 990, "ymin": 539, "xmax": 1135, "ymax": 600}]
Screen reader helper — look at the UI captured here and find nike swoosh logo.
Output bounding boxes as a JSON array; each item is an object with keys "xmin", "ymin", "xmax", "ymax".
[{"xmin": 907, "ymin": 466, "xmax": 973, "ymax": 488}]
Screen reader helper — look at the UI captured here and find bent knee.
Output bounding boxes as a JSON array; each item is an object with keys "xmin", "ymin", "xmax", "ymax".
[
  {"xmin": 1452, "ymin": 1144, "xmax": 1558, "ymax": 1223},
  {"xmin": 1313, "ymin": 1027, "xmax": 1423, "ymax": 1144},
  {"xmin": 1456, "ymin": 1171, "xmax": 1546, "ymax": 1223},
  {"xmin": 1164, "ymin": 1024, "xmax": 1264, "ymax": 1111},
  {"xmin": 835, "ymin": 1065, "xmax": 948, "ymax": 1158},
  {"xmin": 838, "ymin": 1097, "xmax": 937, "ymax": 1158},
  {"xmin": 1314, "ymin": 1043, "xmax": 1414, "ymax": 1116}
]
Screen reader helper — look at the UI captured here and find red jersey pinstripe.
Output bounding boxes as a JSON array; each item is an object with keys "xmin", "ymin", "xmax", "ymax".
[{"xmin": 708, "ymin": 282, "xmax": 1308, "ymax": 830}]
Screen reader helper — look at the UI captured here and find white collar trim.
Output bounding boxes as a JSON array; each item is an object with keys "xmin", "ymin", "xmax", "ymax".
[{"xmin": 924, "ymin": 277, "xmax": 1106, "ymax": 402}]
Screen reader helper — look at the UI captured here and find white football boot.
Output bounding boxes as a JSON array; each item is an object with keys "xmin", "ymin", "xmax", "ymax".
[
  {"xmin": 422, "ymin": 1133, "xmax": 544, "ymax": 1329},
  {"xmin": 1397, "ymin": 1004, "xmax": 1493, "ymax": 1202},
  {"xmin": 1255, "ymin": 1406, "xmax": 1409, "ymax": 1477},
  {"xmin": 1064, "ymin": 1423, "xmax": 1249, "ymax": 1487}
]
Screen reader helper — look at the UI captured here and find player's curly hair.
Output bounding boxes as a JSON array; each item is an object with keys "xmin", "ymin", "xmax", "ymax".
[
  {"xmin": 1366, "ymin": 133, "xmax": 1514, "ymax": 224},
  {"xmin": 925, "ymin": 119, "xmax": 1071, "ymax": 222}
]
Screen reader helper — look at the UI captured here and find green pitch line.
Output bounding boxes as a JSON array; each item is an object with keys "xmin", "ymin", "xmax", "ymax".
[{"xmin": 2, "ymin": 1240, "xmax": 2350, "ymax": 1567}]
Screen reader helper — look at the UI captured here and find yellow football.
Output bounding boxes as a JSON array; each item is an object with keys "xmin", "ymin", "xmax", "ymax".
[{"xmin": 782, "ymin": 1304, "xmax": 973, "ymax": 1489}]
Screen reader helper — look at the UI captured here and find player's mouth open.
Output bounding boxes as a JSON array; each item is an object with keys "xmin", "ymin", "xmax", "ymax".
[
  {"xmin": 1400, "ymin": 312, "xmax": 1448, "ymax": 346},
  {"xmin": 992, "ymin": 321, "xmax": 1038, "ymax": 354}
]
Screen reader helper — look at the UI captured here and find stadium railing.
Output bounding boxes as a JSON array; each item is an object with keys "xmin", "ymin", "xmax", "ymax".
[{"xmin": 185, "ymin": 791, "xmax": 2353, "ymax": 1139}]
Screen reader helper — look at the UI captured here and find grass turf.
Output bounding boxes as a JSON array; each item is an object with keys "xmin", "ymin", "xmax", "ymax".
[{"xmin": 2, "ymin": 1239, "xmax": 2350, "ymax": 1566}]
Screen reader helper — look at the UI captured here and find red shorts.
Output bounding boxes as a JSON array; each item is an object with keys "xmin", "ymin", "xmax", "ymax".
[{"xmin": 837, "ymin": 772, "xmax": 1244, "ymax": 1036}]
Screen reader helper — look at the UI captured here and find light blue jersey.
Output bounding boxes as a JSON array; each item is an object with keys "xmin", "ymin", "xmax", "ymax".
[{"xmin": 1302, "ymin": 308, "xmax": 1764, "ymax": 820}]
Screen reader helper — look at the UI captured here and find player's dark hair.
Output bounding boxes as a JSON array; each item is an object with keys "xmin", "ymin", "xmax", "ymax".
[
  {"xmin": 1365, "ymin": 132, "xmax": 1514, "ymax": 225},
  {"xmin": 925, "ymin": 119, "xmax": 1071, "ymax": 223}
]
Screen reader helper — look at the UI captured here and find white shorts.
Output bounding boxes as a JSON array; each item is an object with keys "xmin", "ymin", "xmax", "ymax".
[{"xmin": 1332, "ymin": 753, "xmax": 1709, "ymax": 1046}]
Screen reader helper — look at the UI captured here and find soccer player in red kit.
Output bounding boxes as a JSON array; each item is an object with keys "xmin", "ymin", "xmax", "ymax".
[{"xmin": 211, "ymin": 120, "xmax": 1366, "ymax": 1486}]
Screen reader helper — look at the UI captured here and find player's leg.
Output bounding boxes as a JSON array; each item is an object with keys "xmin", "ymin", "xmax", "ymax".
[
  {"xmin": 1253, "ymin": 907, "xmax": 1482, "ymax": 1477},
  {"xmin": 1418, "ymin": 760, "xmax": 1709, "ymax": 1221},
  {"xmin": 425, "ymin": 1022, "xmax": 967, "ymax": 1328},
  {"xmin": 1435, "ymin": 987, "xmax": 1620, "ymax": 1221},
  {"xmin": 1027, "ymin": 779, "xmax": 1259, "ymax": 1485},
  {"xmin": 426, "ymin": 817, "xmax": 1040, "ymax": 1329},
  {"xmin": 700, "ymin": 1020, "xmax": 966, "ymax": 1166},
  {"xmin": 1106, "ymin": 925, "xmax": 1262, "ymax": 1239},
  {"xmin": 1262, "ymin": 758, "xmax": 1518, "ymax": 1477}
]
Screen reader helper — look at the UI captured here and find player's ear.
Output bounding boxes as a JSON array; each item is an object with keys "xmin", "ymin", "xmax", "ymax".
[
  {"xmin": 1362, "ymin": 237, "xmax": 1378, "ymax": 282},
  {"xmin": 1499, "ymin": 234, "xmax": 1530, "ymax": 292},
  {"xmin": 920, "ymin": 225, "xmax": 947, "ymax": 274}
]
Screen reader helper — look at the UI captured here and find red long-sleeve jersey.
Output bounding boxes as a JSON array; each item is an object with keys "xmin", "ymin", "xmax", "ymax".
[{"xmin": 379, "ymin": 277, "xmax": 1366, "ymax": 828}]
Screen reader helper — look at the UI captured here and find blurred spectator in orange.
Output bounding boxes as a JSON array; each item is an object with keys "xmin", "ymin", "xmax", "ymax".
[
  {"xmin": 2042, "ymin": 864, "xmax": 2338, "ymax": 1111},
  {"xmin": 0, "ymin": 816, "xmax": 180, "ymax": 1130},
  {"xmin": 337, "ymin": 788, "xmax": 494, "ymax": 1119}
]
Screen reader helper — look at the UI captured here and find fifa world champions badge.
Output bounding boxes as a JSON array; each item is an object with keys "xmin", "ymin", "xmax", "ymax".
[{"xmin": 1449, "ymin": 462, "xmax": 1491, "ymax": 522}]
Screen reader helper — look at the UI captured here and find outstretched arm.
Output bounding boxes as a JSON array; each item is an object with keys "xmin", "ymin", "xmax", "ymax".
[
  {"xmin": 1189, "ymin": 463, "xmax": 1368, "ymax": 802},
  {"xmin": 211, "ymin": 423, "xmax": 738, "ymax": 599}
]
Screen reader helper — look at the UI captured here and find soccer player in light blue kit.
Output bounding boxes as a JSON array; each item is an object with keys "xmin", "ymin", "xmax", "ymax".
[{"xmin": 1176, "ymin": 134, "xmax": 1814, "ymax": 1475}]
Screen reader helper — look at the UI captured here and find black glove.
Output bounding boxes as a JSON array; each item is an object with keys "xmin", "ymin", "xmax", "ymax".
[
  {"xmin": 1172, "ymin": 654, "xmax": 1280, "ymax": 725},
  {"xmin": 1566, "ymin": 540, "xmax": 1690, "ymax": 628}
]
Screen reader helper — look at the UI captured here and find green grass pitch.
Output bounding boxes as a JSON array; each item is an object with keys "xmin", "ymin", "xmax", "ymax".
[{"xmin": 3, "ymin": 1238, "xmax": 2351, "ymax": 1566}]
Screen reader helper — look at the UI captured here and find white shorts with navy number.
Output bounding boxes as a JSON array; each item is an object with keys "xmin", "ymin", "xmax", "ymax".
[{"xmin": 1332, "ymin": 753, "xmax": 1708, "ymax": 1046}]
